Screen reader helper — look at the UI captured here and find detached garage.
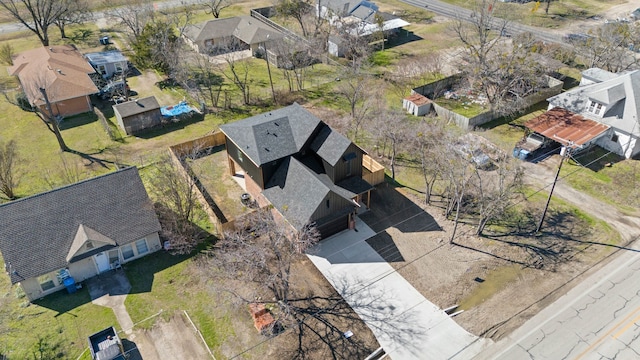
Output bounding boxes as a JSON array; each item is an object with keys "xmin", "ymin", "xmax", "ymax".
[{"xmin": 113, "ymin": 96, "xmax": 162, "ymax": 135}]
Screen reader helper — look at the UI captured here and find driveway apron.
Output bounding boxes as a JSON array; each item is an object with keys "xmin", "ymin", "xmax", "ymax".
[
  {"xmin": 87, "ymin": 270, "xmax": 135, "ymax": 335},
  {"xmin": 307, "ymin": 216, "xmax": 487, "ymax": 359}
]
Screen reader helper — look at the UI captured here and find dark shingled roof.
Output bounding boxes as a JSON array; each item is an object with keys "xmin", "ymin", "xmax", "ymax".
[
  {"xmin": 113, "ymin": 96, "xmax": 160, "ymax": 118},
  {"xmin": 0, "ymin": 167, "xmax": 161, "ymax": 284},
  {"xmin": 220, "ymin": 103, "xmax": 322, "ymax": 166},
  {"xmin": 310, "ymin": 124, "xmax": 352, "ymax": 166},
  {"xmin": 263, "ymin": 158, "xmax": 354, "ymax": 230}
]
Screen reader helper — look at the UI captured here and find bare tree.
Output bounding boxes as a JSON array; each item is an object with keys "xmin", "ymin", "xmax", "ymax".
[
  {"xmin": 148, "ymin": 149, "xmax": 206, "ymax": 254},
  {"xmin": 105, "ymin": 0, "xmax": 154, "ymax": 39},
  {"xmin": 37, "ymin": 87, "xmax": 70, "ymax": 152},
  {"xmin": 335, "ymin": 68, "xmax": 371, "ymax": 120},
  {"xmin": 470, "ymin": 155, "xmax": 523, "ymax": 235},
  {"xmin": 410, "ymin": 121, "xmax": 450, "ymax": 205},
  {"xmin": 269, "ymin": 38, "xmax": 317, "ymax": 93},
  {"xmin": 53, "ymin": 0, "xmax": 92, "ymax": 39},
  {"xmin": 0, "ymin": 139, "xmax": 19, "ymax": 200},
  {"xmin": 201, "ymin": 0, "xmax": 235, "ymax": 18},
  {"xmin": 176, "ymin": 52, "xmax": 224, "ymax": 110},
  {"xmin": 203, "ymin": 210, "xmax": 381, "ymax": 357},
  {"xmin": 571, "ymin": 22, "xmax": 639, "ymax": 72},
  {"xmin": 0, "ymin": 0, "xmax": 70, "ymax": 46},
  {"xmin": 213, "ymin": 40, "xmax": 252, "ymax": 105},
  {"xmin": 451, "ymin": 2, "xmax": 551, "ymax": 114},
  {"xmin": 166, "ymin": 0, "xmax": 197, "ymax": 38},
  {"xmin": 275, "ymin": 0, "xmax": 312, "ymax": 37},
  {"xmin": 371, "ymin": 110, "xmax": 408, "ymax": 182},
  {"xmin": 443, "ymin": 149, "xmax": 472, "ymax": 243}
]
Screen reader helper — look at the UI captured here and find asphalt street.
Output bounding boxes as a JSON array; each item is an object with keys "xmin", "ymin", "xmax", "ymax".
[
  {"xmin": 399, "ymin": 0, "xmax": 565, "ymax": 44},
  {"xmin": 475, "ymin": 242, "xmax": 640, "ymax": 359}
]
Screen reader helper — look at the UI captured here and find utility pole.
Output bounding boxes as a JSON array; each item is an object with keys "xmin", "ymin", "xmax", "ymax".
[{"xmin": 536, "ymin": 143, "xmax": 572, "ymax": 233}]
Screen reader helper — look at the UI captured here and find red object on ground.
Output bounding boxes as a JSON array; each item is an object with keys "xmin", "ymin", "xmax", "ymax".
[{"xmin": 249, "ymin": 303, "xmax": 276, "ymax": 333}]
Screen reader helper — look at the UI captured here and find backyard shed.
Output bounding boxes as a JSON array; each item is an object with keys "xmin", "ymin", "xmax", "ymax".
[
  {"xmin": 403, "ymin": 93, "xmax": 432, "ymax": 116},
  {"xmin": 113, "ymin": 96, "xmax": 162, "ymax": 135}
]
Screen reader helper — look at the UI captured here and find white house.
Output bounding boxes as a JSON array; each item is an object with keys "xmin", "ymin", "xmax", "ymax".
[{"xmin": 547, "ymin": 69, "xmax": 640, "ymax": 159}]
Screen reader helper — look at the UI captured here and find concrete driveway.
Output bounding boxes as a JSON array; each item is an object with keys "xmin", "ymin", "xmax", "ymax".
[
  {"xmin": 307, "ymin": 217, "xmax": 487, "ymax": 359},
  {"xmin": 87, "ymin": 270, "xmax": 211, "ymax": 359}
]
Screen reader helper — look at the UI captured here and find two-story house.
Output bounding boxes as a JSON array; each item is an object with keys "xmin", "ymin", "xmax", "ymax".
[
  {"xmin": 545, "ymin": 69, "xmax": 640, "ymax": 159},
  {"xmin": 219, "ymin": 103, "xmax": 374, "ymax": 238}
]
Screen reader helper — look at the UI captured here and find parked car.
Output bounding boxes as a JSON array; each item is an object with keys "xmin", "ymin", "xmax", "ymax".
[{"xmin": 513, "ymin": 133, "xmax": 552, "ymax": 160}]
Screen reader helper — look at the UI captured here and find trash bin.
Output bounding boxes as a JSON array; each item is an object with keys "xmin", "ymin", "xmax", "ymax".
[{"xmin": 63, "ymin": 277, "xmax": 77, "ymax": 294}]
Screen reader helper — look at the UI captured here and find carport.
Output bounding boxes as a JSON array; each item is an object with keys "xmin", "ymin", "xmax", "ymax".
[{"xmin": 525, "ymin": 107, "xmax": 610, "ymax": 151}]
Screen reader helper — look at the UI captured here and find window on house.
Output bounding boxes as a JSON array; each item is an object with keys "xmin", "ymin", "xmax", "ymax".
[
  {"xmin": 237, "ymin": 149, "xmax": 243, "ymax": 163},
  {"xmin": 38, "ymin": 274, "xmax": 55, "ymax": 291},
  {"xmin": 611, "ymin": 133, "xmax": 619, "ymax": 142},
  {"xmin": 587, "ymin": 100, "xmax": 605, "ymax": 116},
  {"xmin": 98, "ymin": 65, "xmax": 106, "ymax": 75},
  {"xmin": 115, "ymin": 63, "xmax": 123, "ymax": 74},
  {"xmin": 108, "ymin": 250, "xmax": 119, "ymax": 264},
  {"xmin": 326, "ymin": 199, "xmax": 330, "ymax": 208},
  {"xmin": 121, "ymin": 244, "xmax": 134, "ymax": 260},
  {"xmin": 135, "ymin": 239, "xmax": 149, "ymax": 255}
]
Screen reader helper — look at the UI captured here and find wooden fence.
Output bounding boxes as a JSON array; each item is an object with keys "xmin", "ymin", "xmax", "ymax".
[
  {"xmin": 169, "ymin": 131, "xmax": 226, "ymax": 158},
  {"xmin": 362, "ymin": 154, "xmax": 385, "ymax": 186},
  {"xmin": 168, "ymin": 131, "xmax": 234, "ymax": 236}
]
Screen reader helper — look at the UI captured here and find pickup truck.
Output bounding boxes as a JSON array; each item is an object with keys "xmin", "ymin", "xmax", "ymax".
[
  {"xmin": 88, "ymin": 327, "xmax": 125, "ymax": 360},
  {"xmin": 513, "ymin": 133, "xmax": 549, "ymax": 160}
]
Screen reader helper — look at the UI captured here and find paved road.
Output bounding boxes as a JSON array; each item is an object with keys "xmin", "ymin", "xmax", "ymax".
[
  {"xmin": 399, "ymin": 0, "xmax": 565, "ymax": 44},
  {"xmin": 474, "ymin": 240, "xmax": 640, "ymax": 359}
]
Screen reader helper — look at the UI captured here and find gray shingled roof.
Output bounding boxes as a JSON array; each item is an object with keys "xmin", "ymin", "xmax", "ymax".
[
  {"xmin": 548, "ymin": 70, "xmax": 640, "ymax": 136},
  {"xmin": 220, "ymin": 103, "xmax": 322, "ymax": 165},
  {"xmin": 0, "ymin": 167, "xmax": 161, "ymax": 284},
  {"xmin": 310, "ymin": 124, "xmax": 352, "ymax": 166},
  {"xmin": 263, "ymin": 157, "xmax": 354, "ymax": 230},
  {"xmin": 113, "ymin": 96, "xmax": 160, "ymax": 118},
  {"xmin": 184, "ymin": 16, "xmax": 283, "ymax": 46}
]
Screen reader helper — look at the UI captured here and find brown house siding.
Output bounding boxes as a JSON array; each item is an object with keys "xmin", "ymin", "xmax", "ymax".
[
  {"xmin": 332, "ymin": 143, "xmax": 364, "ymax": 183},
  {"xmin": 311, "ymin": 192, "xmax": 353, "ymax": 221},
  {"xmin": 41, "ymin": 96, "xmax": 92, "ymax": 118}
]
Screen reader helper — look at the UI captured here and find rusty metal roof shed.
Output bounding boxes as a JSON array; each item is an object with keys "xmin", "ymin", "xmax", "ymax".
[{"xmin": 525, "ymin": 107, "xmax": 610, "ymax": 149}]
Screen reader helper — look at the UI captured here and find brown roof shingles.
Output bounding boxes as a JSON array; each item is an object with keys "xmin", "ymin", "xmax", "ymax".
[{"xmin": 8, "ymin": 45, "xmax": 98, "ymax": 106}]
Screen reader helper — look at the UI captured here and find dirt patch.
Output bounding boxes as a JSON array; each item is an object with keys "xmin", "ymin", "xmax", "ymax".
[
  {"xmin": 128, "ymin": 313, "xmax": 210, "ymax": 360},
  {"xmin": 127, "ymin": 70, "xmax": 182, "ymax": 106},
  {"xmin": 359, "ymin": 183, "xmax": 624, "ymax": 340}
]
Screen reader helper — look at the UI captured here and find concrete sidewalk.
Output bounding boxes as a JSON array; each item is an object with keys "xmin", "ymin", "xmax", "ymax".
[{"xmin": 307, "ymin": 217, "xmax": 487, "ymax": 359}]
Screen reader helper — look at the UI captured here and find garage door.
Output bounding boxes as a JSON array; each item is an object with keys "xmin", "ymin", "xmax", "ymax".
[{"xmin": 317, "ymin": 214, "xmax": 349, "ymax": 239}]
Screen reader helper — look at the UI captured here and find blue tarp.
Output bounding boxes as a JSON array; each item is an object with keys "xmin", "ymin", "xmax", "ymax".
[{"xmin": 161, "ymin": 101, "xmax": 194, "ymax": 117}]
